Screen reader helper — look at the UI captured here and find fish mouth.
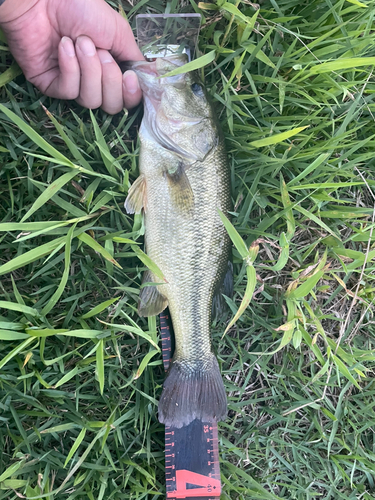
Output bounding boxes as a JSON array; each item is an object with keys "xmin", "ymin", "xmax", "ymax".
[
  {"xmin": 122, "ymin": 60, "xmax": 162, "ymax": 102},
  {"xmin": 125, "ymin": 57, "xmax": 188, "ymax": 119},
  {"xmin": 121, "ymin": 55, "xmax": 189, "ymax": 106},
  {"xmin": 122, "ymin": 54, "xmax": 188, "ymax": 79},
  {"xmin": 124, "ymin": 59, "xmax": 158, "ymax": 76}
]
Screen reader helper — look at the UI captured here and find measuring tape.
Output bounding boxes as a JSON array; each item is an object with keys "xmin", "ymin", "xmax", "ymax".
[{"xmin": 159, "ymin": 312, "xmax": 222, "ymax": 500}]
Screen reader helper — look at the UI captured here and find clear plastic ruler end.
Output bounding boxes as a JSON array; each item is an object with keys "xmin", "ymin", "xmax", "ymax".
[{"xmin": 136, "ymin": 13, "xmax": 201, "ymax": 62}]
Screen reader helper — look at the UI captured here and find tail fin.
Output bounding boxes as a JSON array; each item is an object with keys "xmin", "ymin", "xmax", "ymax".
[{"xmin": 158, "ymin": 354, "xmax": 227, "ymax": 428}]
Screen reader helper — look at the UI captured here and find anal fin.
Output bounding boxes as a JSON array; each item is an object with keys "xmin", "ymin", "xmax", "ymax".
[
  {"xmin": 138, "ymin": 270, "xmax": 168, "ymax": 317},
  {"xmin": 124, "ymin": 174, "xmax": 146, "ymax": 214}
]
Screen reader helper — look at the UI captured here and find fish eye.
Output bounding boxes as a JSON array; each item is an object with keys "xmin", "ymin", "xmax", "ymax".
[{"xmin": 191, "ymin": 82, "xmax": 204, "ymax": 96}]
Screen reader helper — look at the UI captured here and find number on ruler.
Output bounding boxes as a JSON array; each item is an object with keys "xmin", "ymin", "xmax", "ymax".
[{"xmin": 167, "ymin": 469, "xmax": 221, "ymax": 498}]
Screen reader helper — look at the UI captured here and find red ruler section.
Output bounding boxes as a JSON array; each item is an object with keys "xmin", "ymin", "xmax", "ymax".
[{"xmin": 159, "ymin": 311, "xmax": 221, "ymax": 500}]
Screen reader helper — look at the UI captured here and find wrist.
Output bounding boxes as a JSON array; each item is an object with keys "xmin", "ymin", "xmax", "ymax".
[{"xmin": 0, "ymin": 0, "xmax": 40, "ymax": 24}]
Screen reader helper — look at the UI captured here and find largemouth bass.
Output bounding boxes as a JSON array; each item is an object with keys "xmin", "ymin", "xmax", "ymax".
[{"xmin": 124, "ymin": 55, "xmax": 232, "ymax": 428}]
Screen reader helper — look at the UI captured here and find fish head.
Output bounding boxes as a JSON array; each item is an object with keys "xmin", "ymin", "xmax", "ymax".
[{"xmin": 129, "ymin": 55, "xmax": 219, "ymax": 162}]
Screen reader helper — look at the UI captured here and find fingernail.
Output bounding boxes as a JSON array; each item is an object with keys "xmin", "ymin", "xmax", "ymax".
[
  {"xmin": 98, "ymin": 51, "xmax": 114, "ymax": 64},
  {"xmin": 77, "ymin": 36, "xmax": 96, "ymax": 57},
  {"xmin": 61, "ymin": 36, "xmax": 75, "ymax": 57},
  {"xmin": 123, "ymin": 70, "xmax": 140, "ymax": 95}
]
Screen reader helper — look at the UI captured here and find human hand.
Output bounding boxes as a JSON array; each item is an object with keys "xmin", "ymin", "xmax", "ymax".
[{"xmin": 0, "ymin": 0, "xmax": 144, "ymax": 113}]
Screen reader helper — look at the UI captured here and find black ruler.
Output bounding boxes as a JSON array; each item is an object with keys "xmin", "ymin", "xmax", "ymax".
[{"xmin": 159, "ymin": 312, "xmax": 221, "ymax": 500}]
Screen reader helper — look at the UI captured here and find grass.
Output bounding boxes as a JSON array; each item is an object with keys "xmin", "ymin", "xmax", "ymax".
[{"xmin": 1, "ymin": 0, "xmax": 375, "ymax": 498}]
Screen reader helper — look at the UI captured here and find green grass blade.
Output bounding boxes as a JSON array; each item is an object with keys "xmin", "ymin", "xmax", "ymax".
[
  {"xmin": 21, "ymin": 170, "xmax": 78, "ymax": 223},
  {"xmin": 333, "ymin": 355, "xmax": 361, "ymax": 390},
  {"xmin": 309, "ymin": 56, "xmax": 375, "ymax": 74},
  {"xmin": 0, "ymin": 237, "xmax": 65, "ymax": 276},
  {"xmin": 244, "ymin": 43, "xmax": 276, "ymax": 69},
  {"xmin": 0, "ymin": 62, "xmax": 22, "ymax": 87},
  {"xmin": 133, "ymin": 349, "xmax": 159, "ymax": 380},
  {"xmin": 224, "ymin": 265, "xmax": 256, "ymax": 335},
  {"xmin": 218, "ymin": 209, "xmax": 248, "ymax": 259},
  {"xmin": 270, "ymin": 232, "xmax": 289, "ymax": 271},
  {"xmin": 221, "ymin": 2, "xmax": 255, "ymax": 24},
  {"xmin": 0, "ymin": 301, "xmax": 39, "ymax": 317},
  {"xmin": 78, "ymin": 232, "xmax": 122, "ymax": 269},
  {"xmin": 96, "ymin": 339, "xmax": 105, "ymax": 395},
  {"xmin": 64, "ymin": 428, "xmax": 87, "ymax": 468},
  {"xmin": 0, "ymin": 104, "xmax": 75, "ymax": 166},
  {"xmin": 99, "ymin": 319, "xmax": 160, "ymax": 350},
  {"xmin": 44, "ymin": 107, "xmax": 93, "ymax": 171},
  {"xmin": 0, "ymin": 461, "xmax": 23, "ymax": 482},
  {"xmin": 288, "ymin": 153, "xmax": 330, "ymax": 186},
  {"xmin": 54, "ymin": 366, "xmax": 79, "ymax": 389},
  {"xmin": 249, "ymin": 126, "xmax": 309, "ymax": 148},
  {"xmin": 131, "ymin": 245, "xmax": 166, "ymax": 282},
  {"xmin": 0, "ymin": 337, "xmax": 36, "ymax": 370},
  {"xmin": 41, "ymin": 223, "xmax": 76, "ymax": 316},
  {"xmin": 280, "ymin": 175, "xmax": 295, "ymax": 240},
  {"xmin": 294, "ymin": 205, "xmax": 339, "ymax": 239},
  {"xmin": 162, "ymin": 50, "xmax": 216, "ymax": 77},
  {"xmin": 81, "ymin": 298, "xmax": 120, "ymax": 319},
  {"xmin": 90, "ymin": 110, "xmax": 119, "ymax": 179},
  {"xmin": 9, "ymin": 404, "xmax": 31, "ymax": 452},
  {"xmin": 26, "ymin": 328, "xmax": 103, "ymax": 338},
  {"xmin": 0, "ymin": 330, "xmax": 29, "ymax": 340},
  {"xmin": 287, "ymin": 269, "xmax": 325, "ymax": 300}
]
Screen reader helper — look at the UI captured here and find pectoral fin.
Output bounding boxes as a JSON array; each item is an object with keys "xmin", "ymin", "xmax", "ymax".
[
  {"xmin": 138, "ymin": 270, "xmax": 168, "ymax": 317},
  {"xmin": 124, "ymin": 174, "xmax": 146, "ymax": 214},
  {"xmin": 166, "ymin": 162, "xmax": 194, "ymax": 214}
]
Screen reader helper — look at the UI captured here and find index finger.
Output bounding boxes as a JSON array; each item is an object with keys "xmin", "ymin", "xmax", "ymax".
[{"xmin": 40, "ymin": 36, "xmax": 80, "ymax": 100}]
